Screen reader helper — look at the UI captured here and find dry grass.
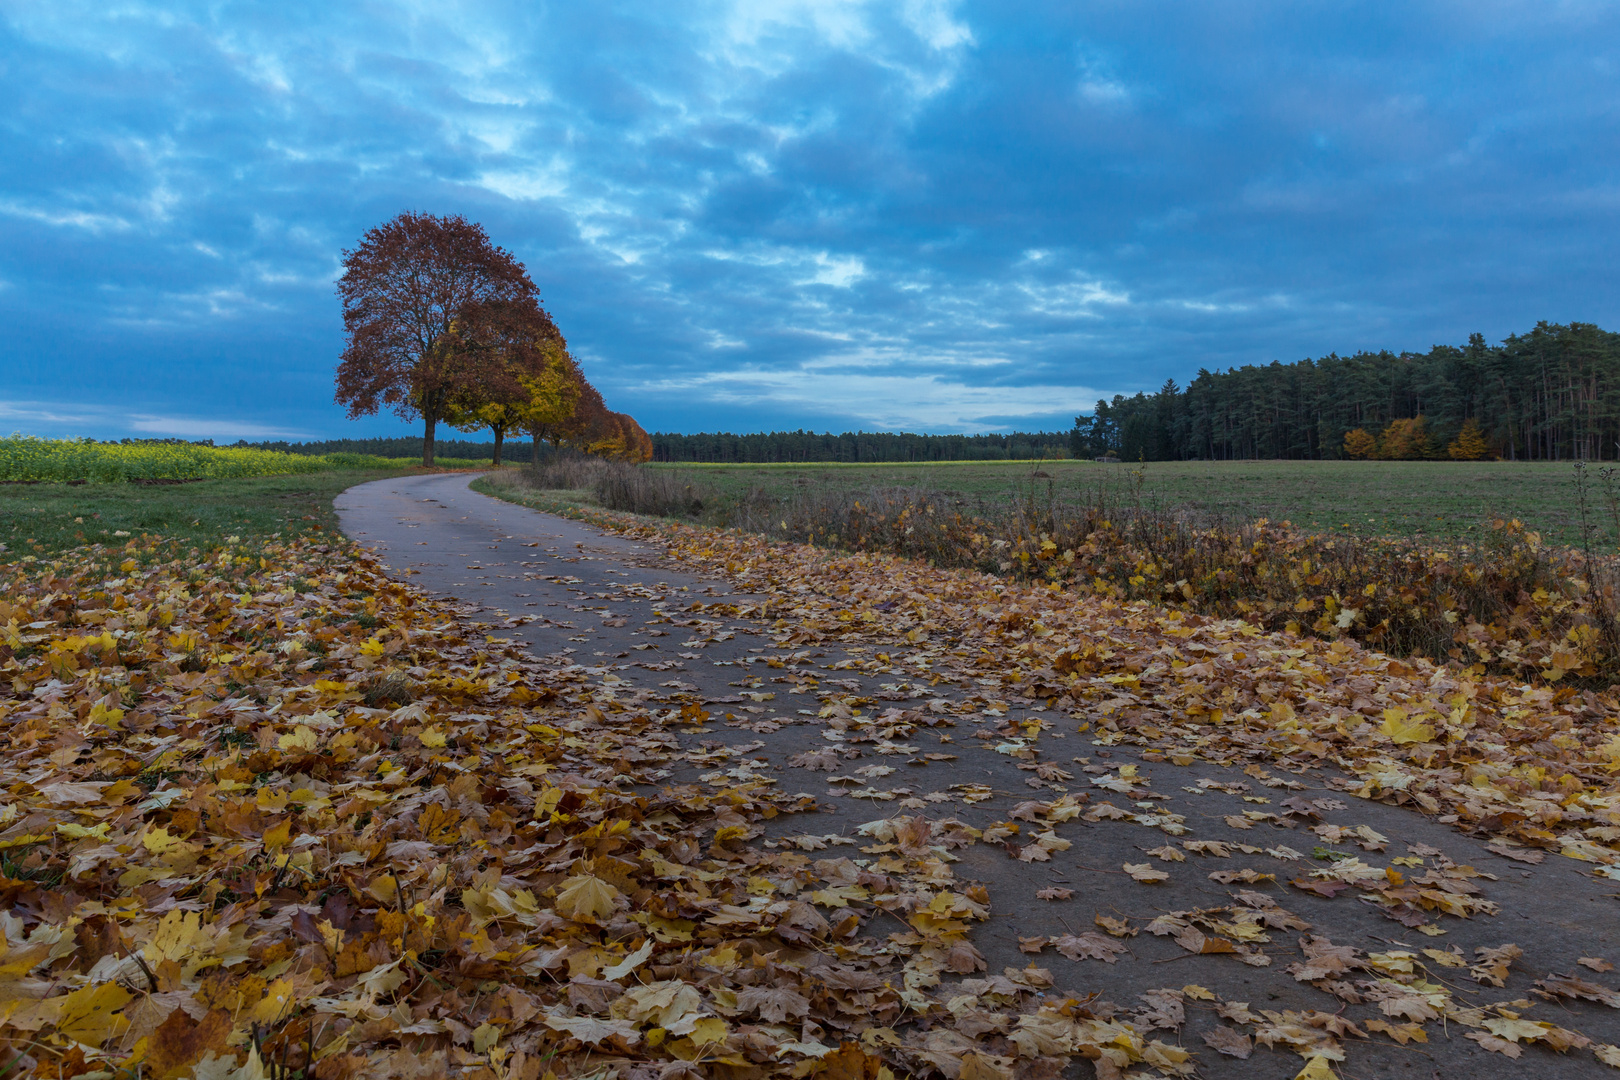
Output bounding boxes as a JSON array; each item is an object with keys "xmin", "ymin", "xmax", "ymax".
[
  {"xmin": 487, "ymin": 456, "xmax": 715, "ymax": 518},
  {"xmin": 485, "ymin": 462, "xmax": 1620, "ymax": 683}
]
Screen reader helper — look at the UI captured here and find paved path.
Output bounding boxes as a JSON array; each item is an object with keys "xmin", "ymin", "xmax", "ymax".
[{"xmin": 338, "ymin": 472, "xmax": 1620, "ymax": 1079}]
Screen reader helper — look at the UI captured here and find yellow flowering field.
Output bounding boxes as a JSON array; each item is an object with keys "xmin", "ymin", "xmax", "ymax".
[{"xmin": 0, "ymin": 437, "xmax": 491, "ymax": 483}]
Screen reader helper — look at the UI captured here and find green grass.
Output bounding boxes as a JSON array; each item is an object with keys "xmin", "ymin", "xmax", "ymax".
[
  {"xmin": 646, "ymin": 458, "xmax": 1609, "ymax": 548},
  {"xmin": 0, "ymin": 470, "xmax": 400, "ymax": 561}
]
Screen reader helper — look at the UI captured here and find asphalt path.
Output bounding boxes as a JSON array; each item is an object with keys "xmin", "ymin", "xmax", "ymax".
[{"xmin": 337, "ymin": 472, "xmax": 1620, "ymax": 1079}]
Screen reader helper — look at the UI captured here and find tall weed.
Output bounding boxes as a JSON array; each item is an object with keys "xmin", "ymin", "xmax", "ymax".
[{"xmin": 501, "ymin": 456, "xmax": 714, "ymax": 518}]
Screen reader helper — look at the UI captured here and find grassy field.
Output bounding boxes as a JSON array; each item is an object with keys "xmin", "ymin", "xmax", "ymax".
[
  {"xmin": 0, "ymin": 469, "xmax": 453, "ymax": 560},
  {"xmin": 649, "ymin": 458, "xmax": 1606, "ymax": 548}
]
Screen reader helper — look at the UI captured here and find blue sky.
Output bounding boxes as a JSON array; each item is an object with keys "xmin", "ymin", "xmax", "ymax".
[{"xmin": 2, "ymin": 1, "xmax": 1619, "ymax": 440}]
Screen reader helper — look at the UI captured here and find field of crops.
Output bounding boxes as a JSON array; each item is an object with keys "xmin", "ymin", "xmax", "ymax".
[{"xmin": 0, "ymin": 436, "xmax": 490, "ymax": 482}]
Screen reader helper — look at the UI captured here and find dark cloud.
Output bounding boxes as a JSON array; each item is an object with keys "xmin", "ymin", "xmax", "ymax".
[{"xmin": 2, "ymin": 0, "xmax": 1618, "ymax": 438}]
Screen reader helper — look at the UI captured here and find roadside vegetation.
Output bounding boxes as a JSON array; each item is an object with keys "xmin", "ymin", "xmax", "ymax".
[{"xmin": 481, "ymin": 456, "xmax": 1620, "ymax": 685}]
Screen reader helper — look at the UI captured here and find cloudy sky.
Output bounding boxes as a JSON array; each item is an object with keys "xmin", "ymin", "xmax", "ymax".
[{"xmin": 2, "ymin": 1, "xmax": 1618, "ymax": 440}]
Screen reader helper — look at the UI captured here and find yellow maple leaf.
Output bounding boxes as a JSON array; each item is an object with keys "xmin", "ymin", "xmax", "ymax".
[
  {"xmin": 54, "ymin": 981, "xmax": 133, "ymax": 1045},
  {"xmin": 87, "ymin": 700, "xmax": 124, "ymax": 729},
  {"xmin": 1294, "ymin": 1055, "xmax": 1338, "ymax": 1080},
  {"xmin": 1379, "ymin": 709, "xmax": 1434, "ymax": 745},
  {"xmin": 688, "ymin": 1016, "xmax": 728, "ymax": 1045},
  {"xmin": 142, "ymin": 824, "xmax": 181, "ymax": 854},
  {"xmin": 418, "ymin": 728, "xmax": 448, "ymax": 748},
  {"xmin": 554, "ymin": 874, "xmax": 620, "ymax": 920},
  {"xmin": 262, "ymin": 819, "xmax": 293, "ymax": 853},
  {"xmin": 278, "ymin": 726, "xmax": 319, "ymax": 752},
  {"xmin": 251, "ymin": 978, "xmax": 297, "ymax": 1025}
]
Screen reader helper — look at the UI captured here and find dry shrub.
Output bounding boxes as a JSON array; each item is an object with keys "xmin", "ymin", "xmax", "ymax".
[
  {"xmin": 504, "ymin": 456, "xmax": 714, "ymax": 518},
  {"xmin": 727, "ymin": 479, "xmax": 1620, "ymax": 684}
]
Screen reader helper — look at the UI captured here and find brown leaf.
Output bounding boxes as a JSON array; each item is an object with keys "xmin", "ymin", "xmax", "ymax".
[
  {"xmin": 1094, "ymin": 914, "xmax": 1136, "ymax": 937},
  {"xmin": 1050, "ymin": 932, "xmax": 1129, "ymax": 963},
  {"xmin": 1535, "ymin": 975, "xmax": 1620, "ymax": 1008},
  {"xmin": 143, "ymin": 1008, "xmax": 232, "ymax": 1080},
  {"xmin": 1174, "ymin": 928, "xmax": 1236, "ymax": 955},
  {"xmin": 1464, "ymin": 1031, "xmax": 1523, "ymax": 1058},
  {"xmin": 1470, "ymin": 943, "xmax": 1522, "ymax": 987},
  {"xmin": 1365, "ymin": 1019, "xmax": 1428, "ymax": 1045},
  {"xmin": 735, "ymin": 986, "xmax": 810, "ymax": 1023},
  {"xmin": 1485, "ymin": 843, "xmax": 1545, "ymax": 864},
  {"xmin": 1201, "ymin": 1025, "xmax": 1253, "ymax": 1058}
]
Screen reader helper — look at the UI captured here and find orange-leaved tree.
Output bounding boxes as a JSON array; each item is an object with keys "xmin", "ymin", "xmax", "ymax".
[{"xmin": 334, "ymin": 212, "xmax": 544, "ymax": 467}]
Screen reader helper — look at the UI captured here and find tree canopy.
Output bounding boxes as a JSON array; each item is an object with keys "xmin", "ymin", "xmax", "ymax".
[{"xmin": 334, "ymin": 212, "xmax": 647, "ymax": 465}]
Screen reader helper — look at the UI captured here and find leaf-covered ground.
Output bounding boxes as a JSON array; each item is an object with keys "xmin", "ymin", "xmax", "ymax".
[{"xmin": 6, "ymin": 477, "xmax": 1620, "ymax": 1079}]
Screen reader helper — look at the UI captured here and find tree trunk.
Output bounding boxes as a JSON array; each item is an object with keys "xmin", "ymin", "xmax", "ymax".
[
  {"xmin": 492, "ymin": 425, "xmax": 504, "ymax": 466},
  {"xmin": 531, "ymin": 431, "xmax": 542, "ymax": 465},
  {"xmin": 423, "ymin": 414, "xmax": 437, "ymax": 467}
]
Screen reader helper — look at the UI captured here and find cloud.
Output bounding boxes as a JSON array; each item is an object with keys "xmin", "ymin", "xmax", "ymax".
[
  {"xmin": 645, "ymin": 363, "xmax": 1100, "ymax": 432},
  {"xmin": 1, "ymin": 1, "xmax": 1619, "ymax": 438},
  {"xmin": 0, "ymin": 400, "xmax": 314, "ymax": 441}
]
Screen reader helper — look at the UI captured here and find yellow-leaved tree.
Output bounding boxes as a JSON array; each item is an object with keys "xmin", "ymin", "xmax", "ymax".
[
  {"xmin": 1377, "ymin": 416, "xmax": 1430, "ymax": 459},
  {"xmin": 442, "ymin": 295, "xmax": 569, "ymax": 465},
  {"xmin": 1448, "ymin": 417, "xmax": 1491, "ymax": 460},
  {"xmin": 519, "ymin": 345, "xmax": 587, "ymax": 463},
  {"xmin": 1343, "ymin": 428, "xmax": 1377, "ymax": 459}
]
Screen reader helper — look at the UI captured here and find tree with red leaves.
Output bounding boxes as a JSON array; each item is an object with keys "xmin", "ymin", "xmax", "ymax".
[{"xmin": 334, "ymin": 212, "xmax": 561, "ymax": 466}]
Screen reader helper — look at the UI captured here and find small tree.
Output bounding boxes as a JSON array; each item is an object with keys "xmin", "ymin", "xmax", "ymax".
[
  {"xmin": 520, "ymin": 346, "xmax": 587, "ymax": 463},
  {"xmin": 1376, "ymin": 416, "xmax": 1428, "ymax": 459},
  {"xmin": 443, "ymin": 299, "xmax": 567, "ymax": 465},
  {"xmin": 334, "ymin": 213, "xmax": 541, "ymax": 467},
  {"xmin": 1448, "ymin": 417, "xmax": 1491, "ymax": 460},
  {"xmin": 1343, "ymin": 428, "xmax": 1377, "ymax": 459}
]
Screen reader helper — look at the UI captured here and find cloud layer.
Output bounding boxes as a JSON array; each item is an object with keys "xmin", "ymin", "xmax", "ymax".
[{"xmin": 2, "ymin": 1, "xmax": 1619, "ymax": 438}]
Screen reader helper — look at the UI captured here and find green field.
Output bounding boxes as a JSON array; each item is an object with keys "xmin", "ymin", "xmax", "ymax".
[
  {"xmin": 649, "ymin": 458, "xmax": 1609, "ymax": 548},
  {"xmin": 0, "ymin": 470, "xmax": 411, "ymax": 560}
]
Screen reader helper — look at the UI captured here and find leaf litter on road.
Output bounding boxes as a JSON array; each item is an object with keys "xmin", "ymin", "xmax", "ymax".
[{"xmin": 11, "ymin": 505, "xmax": 1620, "ymax": 1077}]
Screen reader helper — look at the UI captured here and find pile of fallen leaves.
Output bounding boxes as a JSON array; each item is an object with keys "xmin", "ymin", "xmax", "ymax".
[
  {"xmin": 15, "ymin": 501, "xmax": 1620, "ymax": 1079},
  {"xmin": 1, "ymin": 537, "xmax": 1009, "ymax": 1078}
]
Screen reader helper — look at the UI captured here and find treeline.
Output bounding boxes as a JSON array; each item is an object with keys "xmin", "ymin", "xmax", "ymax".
[
  {"xmin": 1073, "ymin": 321, "xmax": 1620, "ymax": 461},
  {"xmin": 237, "ymin": 437, "xmax": 537, "ymax": 461},
  {"xmin": 650, "ymin": 430, "xmax": 1072, "ymax": 463}
]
